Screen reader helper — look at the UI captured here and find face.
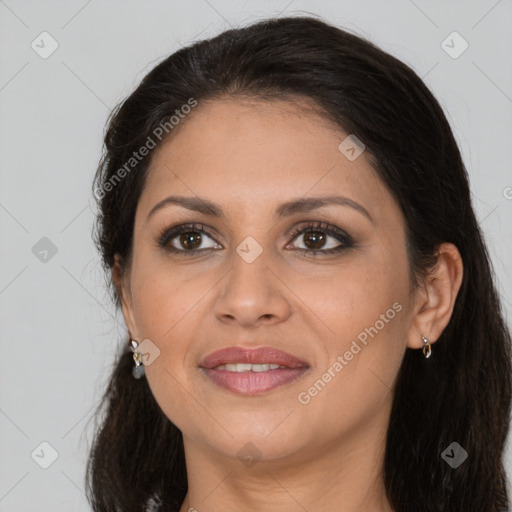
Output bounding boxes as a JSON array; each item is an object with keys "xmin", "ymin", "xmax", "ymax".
[{"xmin": 118, "ymin": 97, "xmax": 419, "ymax": 466}]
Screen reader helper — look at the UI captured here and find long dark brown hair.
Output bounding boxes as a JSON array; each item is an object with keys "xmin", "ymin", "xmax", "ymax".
[{"xmin": 86, "ymin": 15, "xmax": 512, "ymax": 512}]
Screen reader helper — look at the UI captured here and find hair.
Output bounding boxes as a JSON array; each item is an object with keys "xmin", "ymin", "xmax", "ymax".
[{"xmin": 86, "ymin": 14, "xmax": 512, "ymax": 512}]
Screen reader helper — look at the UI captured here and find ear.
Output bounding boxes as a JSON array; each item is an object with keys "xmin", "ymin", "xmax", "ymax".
[
  {"xmin": 112, "ymin": 254, "xmax": 140, "ymax": 341},
  {"xmin": 406, "ymin": 242, "xmax": 464, "ymax": 349}
]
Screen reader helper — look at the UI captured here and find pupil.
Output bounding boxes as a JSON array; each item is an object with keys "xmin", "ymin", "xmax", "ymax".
[
  {"xmin": 304, "ymin": 231, "xmax": 325, "ymax": 249},
  {"xmin": 181, "ymin": 232, "xmax": 201, "ymax": 250}
]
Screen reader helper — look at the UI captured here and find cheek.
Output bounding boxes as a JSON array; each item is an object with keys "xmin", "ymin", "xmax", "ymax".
[
  {"xmin": 130, "ymin": 256, "xmax": 203, "ymax": 341},
  {"xmin": 129, "ymin": 263, "xmax": 208, "ymax": 431},
  {"xmin": 292, "ymin": 248, "xmax": 409, "ymax": 412},
  {"xmin": 293, "ymin": 245, "xmax": 407, "ymax": 337}
]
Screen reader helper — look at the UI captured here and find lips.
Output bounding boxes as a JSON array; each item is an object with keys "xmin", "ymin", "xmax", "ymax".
[
  {"xmin": 199, "ymin": 346, "xmax": 310, "ymax": 395},
  {"xmin": 199, "ymin": 346, "xmax": 308, "ymax": 370}
]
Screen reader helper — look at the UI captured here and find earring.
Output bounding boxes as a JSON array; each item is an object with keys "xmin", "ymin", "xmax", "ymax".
[
  {"xmin": 130, "ymin": 340, "xmax": 145, "ymax": 379},
  {"xmin": 421, "ymin": 334, "xmax": 432, "ymax": 359}
]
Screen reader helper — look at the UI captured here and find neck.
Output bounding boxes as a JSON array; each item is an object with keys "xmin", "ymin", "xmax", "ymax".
[{"xmin": 178, "ymin": 405, "xmax": 394, "ymax": 512}]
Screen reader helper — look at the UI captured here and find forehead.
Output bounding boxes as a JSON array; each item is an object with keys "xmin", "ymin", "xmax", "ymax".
[{"xmin": 139, "ymin": 97, "xmax": 398, "ymax": 224}]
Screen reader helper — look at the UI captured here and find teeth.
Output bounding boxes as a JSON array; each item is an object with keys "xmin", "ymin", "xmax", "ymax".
[{"xmin": 214, "ymin": 363, "xmax": 286, "ymax": 372}]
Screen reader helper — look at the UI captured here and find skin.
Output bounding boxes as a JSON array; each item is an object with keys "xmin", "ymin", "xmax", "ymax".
[{"xmin": 113, "ymin": 97, "xmax": 463, "ymax": 512}]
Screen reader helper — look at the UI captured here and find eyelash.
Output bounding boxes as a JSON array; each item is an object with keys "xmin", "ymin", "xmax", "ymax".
[{"xmin": 155, "ymin": 221, "xmax": 355, "ymax": 257}]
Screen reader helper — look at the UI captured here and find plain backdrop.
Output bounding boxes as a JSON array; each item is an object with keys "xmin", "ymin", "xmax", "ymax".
[{"xmin": 1, "ymin": 0, "xmax": 511, "ymax": 510}]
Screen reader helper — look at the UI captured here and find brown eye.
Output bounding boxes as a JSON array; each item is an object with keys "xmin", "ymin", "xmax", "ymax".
[
  {"xmin": 157, "ymin": 223, "xmax": 222, "ymax": 253},
  {"xmin": 302, "ymin": 230, "xmax": 327, "ymax": 250},
  {"xmin": 287, "ymin": 221, "xmax": 354, "ymax": 256},
  {"xmin": 178, "ymin": 231, "xmax": 203, "ymax": 251}
]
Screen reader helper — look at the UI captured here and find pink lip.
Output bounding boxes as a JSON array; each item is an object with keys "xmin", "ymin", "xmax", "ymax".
[
  {"xmin": 200, "ymin": 346, "xmax": 308, "ymax": 369},
  {"xmin": 199, "ymin": 346, "xmax": 310, "ymax": 395}
]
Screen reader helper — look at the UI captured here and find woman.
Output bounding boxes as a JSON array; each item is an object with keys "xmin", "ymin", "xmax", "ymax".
[{"xmin": 86, "ymin": 15, "xmax": 512, "ymax": 512}]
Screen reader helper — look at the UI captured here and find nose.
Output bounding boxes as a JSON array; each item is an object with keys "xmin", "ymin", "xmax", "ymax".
[{"xmin": 213, "ymin": 245, "xmax": 292, "ymax": 328}]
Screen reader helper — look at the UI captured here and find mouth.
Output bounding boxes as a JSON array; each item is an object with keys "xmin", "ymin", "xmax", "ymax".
[{"xmin": 199, "ymin": 346, "xmax": 310, "ymax": 395}]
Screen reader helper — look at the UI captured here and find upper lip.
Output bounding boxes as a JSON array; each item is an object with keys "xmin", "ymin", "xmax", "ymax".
[{"xmin": 199, "ymin": 346, "xmax": 309, "ymax": 369}]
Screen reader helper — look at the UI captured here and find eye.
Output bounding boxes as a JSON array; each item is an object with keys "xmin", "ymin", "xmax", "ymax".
[
  {"xmin": 156, "ymin": 223, "xmax": 222, "ymax": 254},
  {"xmin": 286, "ymin": 221, "xmax": 354, "ymax": 256}
]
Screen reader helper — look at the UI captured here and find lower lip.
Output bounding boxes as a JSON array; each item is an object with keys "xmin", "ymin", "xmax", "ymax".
[{"xmin": 200, "ymin": 367, "xmax": 309, "ymax": 395}]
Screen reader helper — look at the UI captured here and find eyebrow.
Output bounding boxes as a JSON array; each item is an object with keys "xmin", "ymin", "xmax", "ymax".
[{"xmin": 146, "ymin": 195, "xmax": 374, "ymax": 223}]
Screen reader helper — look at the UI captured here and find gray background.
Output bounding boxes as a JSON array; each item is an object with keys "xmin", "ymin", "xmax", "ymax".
[{"xmin": 1, "ymin": 0, "xmax": 511, "ymax": 509}]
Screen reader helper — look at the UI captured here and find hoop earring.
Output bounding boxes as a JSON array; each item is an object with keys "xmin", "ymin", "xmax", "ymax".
[
  {"xmin": 130, "ymin": 340, "xmax": 145, "ymax": 379},
  {"xmin": 421, "ymin": 334, "xmax": 432, "ymax": 359}
]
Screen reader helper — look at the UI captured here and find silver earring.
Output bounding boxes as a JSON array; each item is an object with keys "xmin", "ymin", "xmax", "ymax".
[
  {"xmin": 421, "ymin": 334, "xmax": 432, "ymax": 359},
  {"xmin": 130, "ymin": 340, "xmax": 145, "ymax": 379}
]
